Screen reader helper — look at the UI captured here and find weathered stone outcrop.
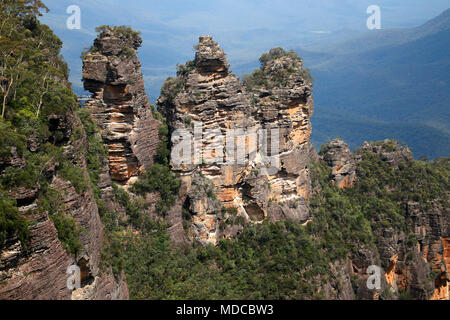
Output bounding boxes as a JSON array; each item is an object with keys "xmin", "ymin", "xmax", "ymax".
[
  {"xmin": 248, "ymin": 48, "xmax": 317, "ymax": 222},
  {"xmin": 82, "ymin": 27, "xmax": 160, "ymax": 183},
  {"xmin": 0, "ymin": 115, "xmax": 129, "ymax": 300},
  {"xmin": 157, "ymin": 37, "xmax": 316, "ymax": 244},
  {"xmin": 354, "ymin": 140, "xmax": 448, "ymax": 300},
  {"xmin": 321, "ymin": 138, "xmax": 356, "ymax": 188},
  {"xmin": 0, "ymin": 208, "xmax": 75, "ymax": 299},
  {"xmin": 356, "ymin": 139, "xmax": 414, "ymax": 168},
  {"xmin": 317, "ymin": 139, "xmax": 449, "ymax": 300}
]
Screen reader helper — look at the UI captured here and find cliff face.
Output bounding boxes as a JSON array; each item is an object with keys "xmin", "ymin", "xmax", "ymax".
[
  {"xmin": 246, "ymin": 47, "xmax": 317, "ymax": 222},
  {"xmin": 0, "ymin": 205, "xmax": 76, "ymax": 299},
  {"xmin": 82, "ymin": 27, "xmax": 160, "ymax": 183},
  {"xmin": 0, "ymin": 114, "xmax": 128, "ymax": 300},
  {"xmin": 1, "ymin": 18, "xmax": 447, "ymax": 300},
  {"xmin": 157, "ymin": 36, "xmax": 316, "ymax": 245},
  {"xmin": 321, "ymin": 140, "xmax": 449, "ymax": 300}
]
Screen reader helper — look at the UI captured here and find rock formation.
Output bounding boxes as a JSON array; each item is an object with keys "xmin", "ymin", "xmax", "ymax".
[
  {"xmin": 157, "ymin": 36, "xmax": 316, "ymax": 244},
  {"xmin": 82, "ymin": 27, "xmax": 160, "ymax": 183},
  {"xmin": 356, "ymin": 139, "xmax": 414, "ymax": 168},
  {"xmin": 323, "ymin": 139, "xmax": 449, "ymax": 300},
  {"xmin": 2, "ymin": 20, "xmax": 447, "ymax": 300},
  {"xmin": 0, "ymin": 115, "xmax": 128, "ymax": 300},
  {"xmin": 321, "ymin": 138, "xmax": 356, "ymax": 188}
]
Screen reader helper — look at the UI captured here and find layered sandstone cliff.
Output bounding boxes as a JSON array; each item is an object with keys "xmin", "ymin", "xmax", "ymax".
[
  {"xmin": 0, "ymin": 114, "xmax": 128, "ymax": 300},
  {"xmin": 82, "ymin": 27, "xmax": 160, "ymax": 183},
  {"xmin": 2, "ymin": 23, "xmax": 447, "ymax": 301},
  {"xmin": 157, "ymin": 36, "xmax": 316, "ymax": 245}
]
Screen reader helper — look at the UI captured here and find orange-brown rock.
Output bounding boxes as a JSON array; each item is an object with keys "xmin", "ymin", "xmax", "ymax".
[
  {"xmin": 82, "ymin": 27, "xmax": 160, "ymax": 183},
  {"xmin": 321, "ymin": 138, "xmax": 356, "ymax": 189},
  {"xmin": 157, "ymin": 38, "xmax": 316, "ymax": 244}
]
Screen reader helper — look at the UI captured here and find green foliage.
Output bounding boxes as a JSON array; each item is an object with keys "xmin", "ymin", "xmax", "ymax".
[
  {"xmin": 129, "ymin": 112, "xmax": 181, "ymax": 215},
  {"xmin": 0, "ymin": 1, "xmax": 85, "ymax": 259},
  {"xmin": 160, "ymin": 77, "xmax": 185, "ymax": 104},
  {"xmin": 95, "ymin": 25, "xmax": 141, "ymax": 39},
  {"xmin": 310, "ymin": 147, "xmax": 449, "ymax": 266},
  {"xmin": 113, "ymin": 185, "xmax": 144, "ymax": 228},
  {"xmin": 176, "ymin": 60, "xmax": 195, "ymax": 77},
  {"xmin": 259, "ymin": 47, "xmax": 301, "ymax": 69},
  {"xmin": 50, "ymin": 213, "xmax": 82, "ymax": 256},
  {"xmin": 0, "ymin": 123, "xmax": 26, "ymax": 161},
  {"xmin": 160, "ymin": 61, "xmax": 194, "ymax": 104},
  {"xmin": 1, "ymin": 5, "xmax": 75, "ymax": 120},
  {"xmin": 59, "ymin": 162, "xmax": 87, "ymax": 194},
  {"xmin": 154, "ymin": 123, "xmax": 170, "ymax": 165},
  {"xmin": 101, "ymin": 230, "xmax": 126, "ymax": 277},
  {"xmin": 123, "ymin": 219, "xmax": 329, "ymax": 299},
  {"xmin": 1, "ymin": 142, "xmax": 62, "ymax": 190},
  {"xmin": 130, "ymin": 163, "xmax": 180, "ymax": 215},
  {"xmin": 243, "ymin": 47, "xmax": 313, "ymax": 92},
  {"xmin": 242, "ymin": 69, "xmax": 268, "ymax": 91},
  {"xmin": 308, "ymin": 161, "xmax": 375, "ymax": 260},
  {"xmin": 353, "ymin": 150, "xmax": 449, "ymax": 215},
  {"xmin": 37, "ymin": 186, "xmax": 82, "ymax": 256},
  {"xmin": 0, "ymin": 191, "xmax": 30, "ymax": 251},
  {"xmin": 102, "ymin": 144, "xmax": 448, "ymax": 300},
  {"xmin": 77, "ymin": 109, "xmax": 108, "ymax": 186},
  {"xmin": 0, "ymin": 131, "xmax": 84, "ymax": 256},
  {"xmin": 120, "ymin": 47, "xmax": 136, "ymax": 59}
]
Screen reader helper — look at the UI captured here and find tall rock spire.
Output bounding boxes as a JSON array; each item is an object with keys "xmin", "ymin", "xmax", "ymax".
[
  {"xmin": 194, "ymin": 35, "xmax": 230, "ymax": 74},
  {"xmin": 82, "ymin": 26, "xmax": 160, "ymax": 183},
  {"xmin": 158, "ymin": 37, "xmax": 317, "ymax": 245}
]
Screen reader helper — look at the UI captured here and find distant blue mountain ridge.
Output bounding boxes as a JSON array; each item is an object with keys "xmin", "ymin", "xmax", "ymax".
[{"xmin": 297, "ymin": 9, "xmax": 450, "ymax": 159}]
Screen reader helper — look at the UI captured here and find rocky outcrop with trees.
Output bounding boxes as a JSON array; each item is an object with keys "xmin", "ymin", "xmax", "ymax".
[{"xmin": 1, "ymin": 1, "xmax": 448, "ymax": 300}]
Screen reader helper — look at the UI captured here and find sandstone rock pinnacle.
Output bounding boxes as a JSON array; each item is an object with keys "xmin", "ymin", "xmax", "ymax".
[
  {"xmin": 157, "ymin": 37, "xmax": 316, "ymax": 245},
  {"xmin": 82, "ymin": 26, "xmax": 160, "ymax": 183},
  {"xmin": 194, "ymin": 35, "xmax": 230, "ymax": 74}
]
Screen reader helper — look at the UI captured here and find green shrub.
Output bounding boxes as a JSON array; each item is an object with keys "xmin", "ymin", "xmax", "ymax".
[
  {"xmin": 123, "ymin": 219, "xmax": 330, "ymax": 299},
  {"xmin": 50, "ymin": 213, "xmax": 82, "ymax": 256},
  {"xmin": 0, "ymin": 191, "xmax": 30, "ymax": 251},
  {"xmin": 121, "ymin": 47, "xmax": 136, "ymax": 59},
  {"xmin": 59, "ymin": 163, "xmax": 88, "ymax": 194},
  {"xmin": 77, "ymin": 109, "xmax": 108, "ymax": 185},
  {"xmin": 160, "ymin": 77, "xmax": 185, "ymax": 104},
  {"xmin": 37, "ymin": 186, "xmax": 82, "ymax": 256},
  {"xmin": 129, "ymin": 116, "xmax": 181, "ymax": 215},
  {"xmin": 130, "ymin": 163, "xmax": 180, "ymax": 215},
  {"xmin": 95, "ymin": 25, "xmax": 141, "ymax": 39}
]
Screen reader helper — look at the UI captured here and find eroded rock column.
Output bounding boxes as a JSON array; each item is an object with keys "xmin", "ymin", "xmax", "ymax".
[{"xmin": 82, "ymin": 27, "xmax": 160, "ymax": 183}]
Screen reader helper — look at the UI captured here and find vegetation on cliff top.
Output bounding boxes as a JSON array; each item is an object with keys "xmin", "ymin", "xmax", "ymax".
[
  {"xmin": 94, "ymin": 25, "xmax": 142, "ymax": 39},
  {"xmin": 1, "ymin": 2, "xmax": 448, "ymax": 300},
  {"xmin": 159, "ymin": 61, "xmax": 195, "ymax": 105},
  {"xmin": 0, "ymin": 191, "xmax": 30, "ymax": 251},
  {"xmin": 243, "ymin": 47, "xmax": 313, "ymax": 91}
]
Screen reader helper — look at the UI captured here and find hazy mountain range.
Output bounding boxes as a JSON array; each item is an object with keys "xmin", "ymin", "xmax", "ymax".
[{"xmin": 299, "ymin": 9, "xmax": 450, "ymax": 159}]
